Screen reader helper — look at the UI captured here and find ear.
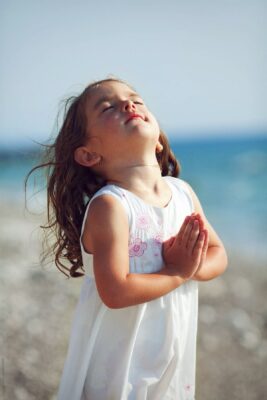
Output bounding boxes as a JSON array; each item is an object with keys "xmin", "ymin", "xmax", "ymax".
[
  {"xmin": 156, "ymin": 141, "xmax": 163, "ymax": 154},
  {"xmin": 74, "ymin": 146, "xmax": 102, "ymax": 167}
]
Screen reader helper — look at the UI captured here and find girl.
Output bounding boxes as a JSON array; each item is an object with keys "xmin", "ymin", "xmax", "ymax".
[{"xmin": 30, "ymin": 78, "xmax": 227, "ymax": 399}]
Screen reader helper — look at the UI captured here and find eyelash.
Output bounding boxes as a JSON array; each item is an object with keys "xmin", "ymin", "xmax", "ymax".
[
  {"xmin": 102, "ymin": 101, "xmax": 144, "ymax": 113},
  {"xmin": 102, "ymin": 106, "xmax": 114, "ymax": 113}
]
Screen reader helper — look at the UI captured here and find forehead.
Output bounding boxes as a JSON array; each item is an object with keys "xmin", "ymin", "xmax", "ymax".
[{"xmin": 87, "ymin": 81, "xmax": 140, "ymax": 107}]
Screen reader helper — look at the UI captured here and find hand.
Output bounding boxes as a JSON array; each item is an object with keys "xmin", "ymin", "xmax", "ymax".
[
  {"xmin": 194, "ymin": 214, "xmax": 209, "ymax": 272},
  {"xmin": 162, "ymin": 214, "xmax": 209, "ymax": 280}
]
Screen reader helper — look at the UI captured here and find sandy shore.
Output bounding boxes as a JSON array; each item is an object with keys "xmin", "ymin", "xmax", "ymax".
[{"xmin": 1, "ymin": 199, "xmax": 266, "ymax": 400}]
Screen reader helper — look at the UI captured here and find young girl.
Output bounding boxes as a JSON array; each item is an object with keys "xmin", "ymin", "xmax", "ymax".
[{"xmin": 31, "ymin": 78, "xmax": 227, "ymax": 399}]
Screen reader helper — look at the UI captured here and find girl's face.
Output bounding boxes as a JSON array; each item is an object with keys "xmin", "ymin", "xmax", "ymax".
[{"xmin": 84, "ymin": 81, "xmax": 160, "ymax": 162}]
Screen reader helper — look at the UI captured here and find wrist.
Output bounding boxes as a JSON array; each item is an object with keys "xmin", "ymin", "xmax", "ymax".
[{"xmin": 160, "ymin": 265, "xmax": 187, "ymax": 286}]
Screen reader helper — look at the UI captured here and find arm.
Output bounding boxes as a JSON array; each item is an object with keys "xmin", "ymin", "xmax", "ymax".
[
  {"xmin": 186, "ymin": 182, "xmax": 228, "ymax": 281},
  {"xmin": 82, "ymin": 195, "xmax": 187, "ymax": 309}
]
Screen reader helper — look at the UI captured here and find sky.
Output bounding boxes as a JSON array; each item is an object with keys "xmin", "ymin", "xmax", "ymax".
[{"xmin": 0, "ymin": 0, "xmax": 266, "ymax": 146}]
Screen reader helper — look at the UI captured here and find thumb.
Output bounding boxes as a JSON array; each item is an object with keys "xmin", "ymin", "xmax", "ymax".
[
  {"xmin": 162, "ymin": 236, "xmax": 176, "ymax": 252},
  {"xmin": 201, "ymin": 230, "xmax": 209, "ymax": 260}
]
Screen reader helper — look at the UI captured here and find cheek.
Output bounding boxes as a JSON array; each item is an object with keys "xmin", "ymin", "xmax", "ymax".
[
  {"xmin": 91, "ymin": 117, "xmax": 115, "ymax": 136},
  {"xmin": 94, "ymin": 117, "xmax": 124, "ymax": 146},
  {"xmin": 86, "ymin": 135, "xmax": 103, "ymax": 154},
  {"xmin": 103, "ymin": 113, "xmax": 123, "ymax": 129}
]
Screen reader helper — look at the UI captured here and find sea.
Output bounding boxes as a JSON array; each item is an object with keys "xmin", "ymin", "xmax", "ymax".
[{"xmin": 0, "ymin": 134, "xmax": 266, "ymax": 263}]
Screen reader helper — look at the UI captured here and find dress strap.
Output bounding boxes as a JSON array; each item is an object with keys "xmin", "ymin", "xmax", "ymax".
[{"xmin": 164, "ymin": 176, "xmax": 195, "ymax": 213}]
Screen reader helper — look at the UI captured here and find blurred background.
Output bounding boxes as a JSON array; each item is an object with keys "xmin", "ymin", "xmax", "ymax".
[{"xmin": 1, "ymin": 1, "xmax": 266, "ymax": 399}]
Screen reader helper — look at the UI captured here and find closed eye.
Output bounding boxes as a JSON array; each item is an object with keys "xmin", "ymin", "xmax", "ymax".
[
  {"xmin": 102, "ymin": 105, "xmax": 114, "ymax": 113},
  {"xmin": 134, "ymin": 101, "xmax": 144, "ymax": 105}
]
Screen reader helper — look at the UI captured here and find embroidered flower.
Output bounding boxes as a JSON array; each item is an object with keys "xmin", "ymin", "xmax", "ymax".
[
  {"xmin": 129, "ymin": 238, "xmax": 147, "ymax": 257},
  {"xmin": 136, "ymin": 214, "xmax": 150, "ymax": 230},
  {"xmin": 152, "ymin": 233, "xmax": 163, "ymax": 257},
  {"xmin": 154, "ymin": 233, "xmax": 163, "ymax": 245},
  {"xmin": 185, "ymin": 383, "xmax": 193, "ymax": 392}
]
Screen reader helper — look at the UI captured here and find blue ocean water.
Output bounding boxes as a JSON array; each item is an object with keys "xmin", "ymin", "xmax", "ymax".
[
  {"xmin": 0, "ymin": 134, "xmax": 266, "ymax": 261},
  {"xmin": 172, "ymin": 135, "xmax": 267, "ymax": 261}
]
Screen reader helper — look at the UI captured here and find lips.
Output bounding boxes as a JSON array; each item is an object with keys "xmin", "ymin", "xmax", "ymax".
[{"xmin": 125, "ymin": 113, "xmax": 144, "ymax": 124}]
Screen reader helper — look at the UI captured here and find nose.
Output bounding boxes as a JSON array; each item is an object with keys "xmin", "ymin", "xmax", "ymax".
[{"xmin": 122, "ymin": 99, "xmax": 136, "ymax": 112}]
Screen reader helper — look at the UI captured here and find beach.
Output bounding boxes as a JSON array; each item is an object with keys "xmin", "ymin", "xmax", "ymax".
[{"xmin": 1, "ymin": 196, "xmax": 266, "ymax": 400}]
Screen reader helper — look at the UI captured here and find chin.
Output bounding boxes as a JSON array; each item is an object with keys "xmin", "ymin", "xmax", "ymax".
[
  {"xmin": 133, "ymin": 128, "xmax": 159, "ymax": 143},
  {"xmin": 132, "ymin": 120, "xmax": 159, "ymax": 135}
]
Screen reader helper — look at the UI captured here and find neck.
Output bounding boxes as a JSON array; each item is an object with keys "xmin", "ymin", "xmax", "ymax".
[
  {"xmin": 105, "ymin": 163, "xmax": 172, "ymax": 208},
  {"xmin": 106, "ymin": 160, "xmax": 162, "ymax": 193},
  {"xmin": 124, "ymin": 162, "xmax": 159, "ymax": 169}
]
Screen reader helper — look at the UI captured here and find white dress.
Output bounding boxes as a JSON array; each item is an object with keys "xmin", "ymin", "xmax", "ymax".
[{"xmin": 57, "ymin": 177, "xmax": 198, "ymax": 400}]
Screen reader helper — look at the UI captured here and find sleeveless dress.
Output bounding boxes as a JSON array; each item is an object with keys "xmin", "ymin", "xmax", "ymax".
[{"xmin": 57, "ymin": 177, "xmax": 198, "ymax": 400}]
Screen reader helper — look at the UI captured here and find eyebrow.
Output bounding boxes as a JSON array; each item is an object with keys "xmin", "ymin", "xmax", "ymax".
[{"xmin": 93, "ymin": 92, "xmax": 140, "ymax": 110}]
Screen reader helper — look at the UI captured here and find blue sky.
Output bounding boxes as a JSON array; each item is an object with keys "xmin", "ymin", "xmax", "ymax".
[{"xmin": 0, "ymin": 0, "xmax": 266, "ymax": 146}]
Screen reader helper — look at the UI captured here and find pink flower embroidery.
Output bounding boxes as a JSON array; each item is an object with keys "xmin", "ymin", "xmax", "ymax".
[
  {"xmin": 152, "ymin": 234, "xmax": 163, "ymax": 257},
  {"xmin": 185, "ymin": 384, "xmax": 192, "ymax": 392},
  {"xmin": 154, "ymin": 233, "xmax": 163, "ymax": 245},
  {"xmin": 136, "ymin": 214, "xmax": 150, "ymax": 230},
  {"xmin": 129, "ymin": 238, "xmax": 147, "ymax": 257}
]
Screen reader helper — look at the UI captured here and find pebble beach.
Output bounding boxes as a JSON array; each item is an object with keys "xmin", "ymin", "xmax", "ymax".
[{"xmin": 1, "ymin": 196, "xmax": 266, "ymax": 400}]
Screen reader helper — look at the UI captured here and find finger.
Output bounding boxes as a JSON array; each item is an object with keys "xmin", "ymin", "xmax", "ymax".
[
  {"xmin": 198, "ymin": 230, "xmax": 209, "ymax": 266},
  {"xmin": 201, "ymin": 229, "xmax": 209, "ymax": 256},
  {"xmin": 180, "ymin": 218, "xmax": 194, "ymax": 243},
  {"xmin": 174, "ymin": 215, "xmax": 191, "ymax": 245},
  {"xmin": 193, "ymin": 213, "xmax": 205, "ymax": 230},
  {"xmin": 177, "ymin": 215, "xmax": 191, "ymax": 241},
  {"xmin": 192, "ymin": 230, "xmax": 206, "ymax": 260},
  {"xmin": 162, "ymin": 236, "xmax": 176, "ymax": 253},
  {"xmin": 167, "ymin": 236, "xmax": 176, "ymax": 248},
  {"xmin": 186, "ymin": 219, "xmax": 200, "ymax": 252}
]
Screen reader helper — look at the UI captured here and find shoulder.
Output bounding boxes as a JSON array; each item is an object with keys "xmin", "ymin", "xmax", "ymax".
[
  {"xmin": 82, "ymin": 192, "xmax": 129, "ymax": 254},
  {"xmin": 90, "ymin": 190, "xmax": 125, "ymax": 211},
  {"xmin": 83, "ymin": 185, "xmax": 129, "ymax": 231},
  {"xmin": 88, "ymin": 193, "xmax": 128, "ymax": 232}
]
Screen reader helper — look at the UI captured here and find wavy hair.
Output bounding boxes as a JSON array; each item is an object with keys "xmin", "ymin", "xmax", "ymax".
[{"xmin": 26, "ymin": 78, "xmax": 180, "ymax": 278}]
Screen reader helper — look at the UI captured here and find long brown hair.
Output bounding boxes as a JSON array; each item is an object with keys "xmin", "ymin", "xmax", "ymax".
[{"xmin": 26, "ymin": 78, "xmax": 180, "ymax": 278}]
